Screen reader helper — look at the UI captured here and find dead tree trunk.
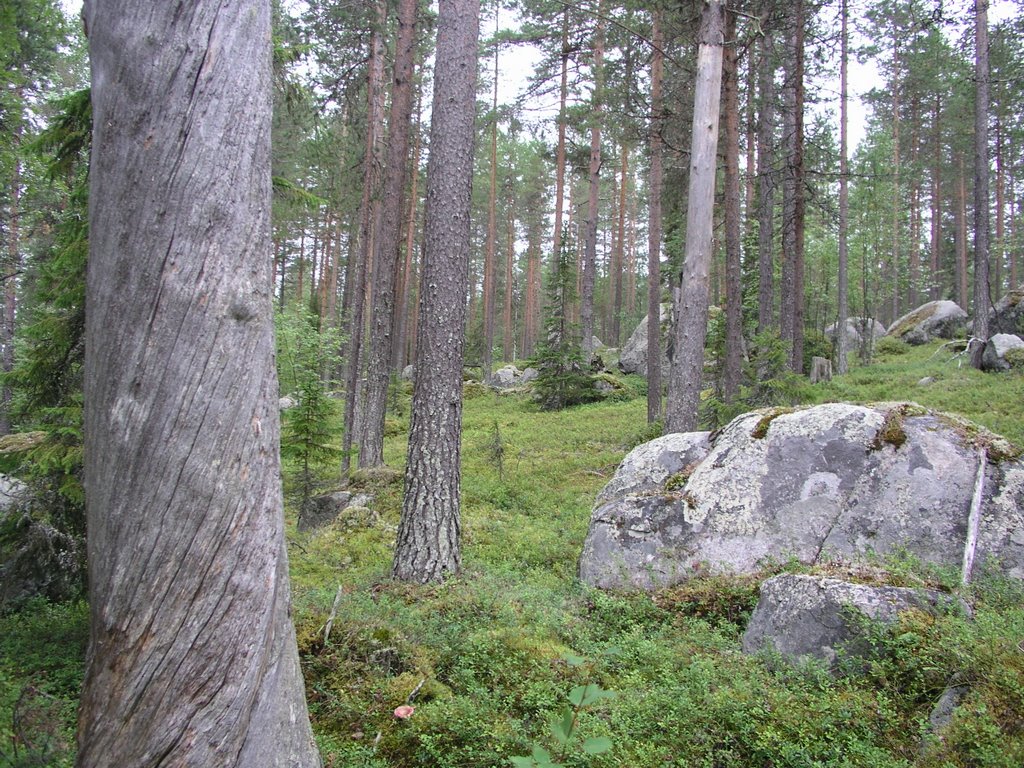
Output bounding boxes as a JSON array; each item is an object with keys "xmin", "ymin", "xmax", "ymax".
[
  {"xmin": 78, "ymin": 2, "xmax": 320, "ymax": 764},
  {"xmin": 665, "ymin": 0, "xmax": 725, "ymax": 434}
]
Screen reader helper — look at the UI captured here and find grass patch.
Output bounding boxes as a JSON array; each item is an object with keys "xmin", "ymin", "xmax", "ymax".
[{"xmin": 4, "ymin": 340, "xmax": 1024, "ymax": 766}]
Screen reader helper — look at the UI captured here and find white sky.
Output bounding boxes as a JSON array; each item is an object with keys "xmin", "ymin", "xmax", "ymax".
[{"xmin": 59, "ymin": 0, "xmax": 1017, "ymax": 155}]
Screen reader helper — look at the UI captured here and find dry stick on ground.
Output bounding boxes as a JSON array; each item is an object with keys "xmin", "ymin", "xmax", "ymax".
[
  {"xmin": 961, "ymin": 445, "xmax": 987, "ymax": 585},
  {"xmin": 323, "ymin": 583, "xmax": 345, "ymax": 645}
]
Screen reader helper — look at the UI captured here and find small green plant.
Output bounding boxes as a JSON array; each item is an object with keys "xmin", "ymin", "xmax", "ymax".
[
  {"xmin": 487, "ymin": 420, "xmax": 505, "ymax": 482},
  {"xmin": 509, "ymin": 654, "xmax": 615, "ymax": 767}
]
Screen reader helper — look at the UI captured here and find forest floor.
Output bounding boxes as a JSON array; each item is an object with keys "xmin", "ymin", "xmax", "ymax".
[{"xmin": 2, "ymin": 339, "xmax": 1023, "ymax": 767}]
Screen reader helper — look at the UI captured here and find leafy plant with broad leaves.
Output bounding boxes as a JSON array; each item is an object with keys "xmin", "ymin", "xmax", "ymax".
[{"xmin": 509, "ymin": 653, "xmax": 615, "ymax": 767}]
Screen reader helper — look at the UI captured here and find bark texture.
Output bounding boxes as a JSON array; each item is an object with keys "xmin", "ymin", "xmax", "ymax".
[
  {"xmin": 756, "ymin": 28, "xmax": 776, "ymax": 334},
  {"xmin": 79, "ymin": 1, "xmax": 320, "ymax": 765},
  {"xmin": 393, "ymin": 0, "xmax": 479, "ymax": 583},
  {"xmin": 360, "ymin": 0, "xmax": 418, "ymax": 467},
  {"xmin": 971, "ymin": 0, "xmax": 991, "ymax": 367},
  {"xmin": 837, "ymin": 0, "xmax": 850, "ymax": 375},
  {"xmin": 722, "ymin": 9, "xmax": 742, "ymax": 402},
  {"xmin": 580, "ymin": 8, "xmax": 605, "ymax": 361},
  {"xmin": 646, "ymin": 10, "xmax": 663, "ymax": 424},
  {"xmin": 665, "ymin": 1, "xmax": 725, "ymax": 434}
]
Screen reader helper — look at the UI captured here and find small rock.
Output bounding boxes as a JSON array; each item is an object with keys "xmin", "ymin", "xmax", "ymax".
[
  {"xmin": 279, "ymin": 396, "xmax": 298, "ymax": 410},
  {"xmin": 981, "ymin": 333, "xmax": 1024, "ymax": 372},
  {"xmin": 918, "ymin": 376, "xmax": 936, "ymax": 387},
  {"xmin": 741, "ymin": 574, "xmax": 965, "ymax": 671}
]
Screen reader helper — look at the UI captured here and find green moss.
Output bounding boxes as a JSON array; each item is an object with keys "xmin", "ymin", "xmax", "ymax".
[
  {"xmin": 887, "ymin": 305, "xmax": 936, "ymax": 339},
  {"xmin": 1004, "ymin": 346, "xmax": 1024, "ymax": 370},
  {"xmin": 750, "ymin": 406, "xmax": 796, "ymax": 439},
  {"xmin": 870, "ymin": 403, "xmax": 916, "ymax": 450},
  {"xmin": 936, "ymin": 412, "xmax": 1023, "ymax": 462},
  {"xmin": 663, "ymin": 461, "xmax": 700, "ymax": 493}
]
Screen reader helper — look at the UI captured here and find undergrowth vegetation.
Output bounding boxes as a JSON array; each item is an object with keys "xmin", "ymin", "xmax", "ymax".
[{"xmin": 1, "ymin": 341, "xmax": 1022, "ymax": 766}]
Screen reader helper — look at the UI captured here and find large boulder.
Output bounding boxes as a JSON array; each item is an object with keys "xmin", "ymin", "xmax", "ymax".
[
  {"xmin": 579, "ymin": 403, "xmax": 1024, "ymax": 590},
  {"xmin": 989, "ymin": 285, "xmax": 1024, "ymax": 336},
  {"xmin": 298, "ymin": 490, "xmax": 374, "ymax": 532},
  {"xmin": 887, "ymin": 300, "xmax": 968, "ymax": 345},
  {"xmin": 618, "ymin": 304, "xmax": 670, "ymax": 376},
  {"xmin": 486, "ymin": 364, "xmax": 540, "ymax": 390},
  {"xmin": 741, "ymin": 574, "xmax": 965, "ymax": 670},
  {"xmin": 981, "ymin": 333, "xmax": 1024, "ymax": 372},
  {"xmin": 825, "ymin": 317, "xmax": 886, "ymax": 349}
]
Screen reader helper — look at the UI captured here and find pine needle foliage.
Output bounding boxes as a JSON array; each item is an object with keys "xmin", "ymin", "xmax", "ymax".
[{"xmin": 276, "ymin": 310, "xmax": 343, "ymax": 515}]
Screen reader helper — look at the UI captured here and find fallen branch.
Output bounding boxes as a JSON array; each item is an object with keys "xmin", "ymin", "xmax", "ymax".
[{"xmin": 961, "ymin": 446, "xmax": 987, "ymax": 586}]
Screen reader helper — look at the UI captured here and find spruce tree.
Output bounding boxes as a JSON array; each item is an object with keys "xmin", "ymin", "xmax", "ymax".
[{"xmin": 533, "ymin": 228, "xmax": 599, "ymax": 411}]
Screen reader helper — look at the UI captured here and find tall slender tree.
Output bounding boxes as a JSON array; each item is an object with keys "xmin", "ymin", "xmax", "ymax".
[
  {"xmin": 341, "ymin": 1, "xmax": 386, "ymax": 476},
  {"xmin": 666, "ymin": 0, "xmax": 725, "ymax": 434},
  {"xmin": 360, "ymin": 0, "xmax": 418, "ymax": 468},
  {"xmin": 722, "ymin": 7, "xmax": 742, "ymax": 401},
  {"xmin": 837, "ymin": 0, "xmax": 850, "ymax": 375},
  {"xmin": 580, "ymin": 3, "xmax": 606, "ymax": 361},
  {"xmin": 971, "ymin": 0, "xmax": 991, "ymax": 368},
  {"xmin": 393, "ymin": 0, "xmax": 480, "ymax": 583},
  {"xmin": 646, "ymin": 6, "xmax": 665, "ymax": 425},
  {"xmin": 78, "ymin": 1, "xmax": 320, "ymax": 763}
]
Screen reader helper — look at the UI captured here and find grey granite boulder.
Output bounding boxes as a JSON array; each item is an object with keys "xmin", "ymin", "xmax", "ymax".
[
  {"xmin": 981, "ymin": 333, "xmax": 1024, "ymax": 371},
  {"xmin": 618, "ymin": 305, "xmax": 670, "ymax": 376},
  {"xmin": 579, "ymin": 402, "xmax": 1024, "ymax": 590},
  {"xmin": 488, "ymin": 365, "xmax": 520, "ymax": 389},
  {"xmin": 826, "ymin": 317, "xmax": 886, "ymax": 349},
  {"xmin": 298, "ymin": 490, "xmax": 374, "ymax": 532},
  {"xmin": 741, "ymin": 574, "xmax": 964, "ymax": 669},
  {"xmin": 989, "ymin": 285, "xmax": 1024, "ymax": 336},
  {"xmin": 887, "ymin": 300, "xmax": 968, "ymax": 345}
]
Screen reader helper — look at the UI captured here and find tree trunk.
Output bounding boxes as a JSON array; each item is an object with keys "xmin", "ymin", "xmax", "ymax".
[
  {"xmin": 482, "ymin": 9, "xmax": 500, "ymax": 377},
  {"xmin": 341, "ymin": 3, "xmax": 386, "ymax": 476},
  {"xmin": 837, "ymin": 0, "xmax": 850, "ymax": 376},
  {"xmin": 930, "ymin": 94, "xmax": 942, "ymax": 301},
  {"xmin": 790, "ymin": 0, "xmax": 806, "ymax": 373},
  {"xmin": 1, "ymin": 113, "xmax": 21, "ymax": 437},
  {"xmin": 393, "ymin": 93, "xmax": 423, "ymax": 371},
  {"xmin": 580, "ymin": 6, "xmax": 605, "ymax": 361},
  {"xmin": 994, "ymin": 114, "xmax": 1004, "ymax": 301},
  {"xmin": 503, "ymin": 186, "xmax": 516, "ymax": 362},
  {"xmin": 551, "ymin": 9, "xmax": 570, "ymax": 273},
  {"xmin": 971, "ymin": 0, "xmax": 991, "ymax": 368},
  {"xmin": 78, "ymin": 2, "xmax": 320, "ymax": 765},
  {"xmin": 955, "ymin": 154, "xmax": 967, "ymax": 308},
  {"xmin": 360, "ymin": 0, "xmax": 417, "ymax": 468},
  {"xmin": 756, "ymin": 26, "xmax": 776, "ymax": 335},
  {"xmin": 890, "ymin": 41, "xmax": 902, "ymax": 324},
  {"xmin": 646, "ymin": 7, "xmax": 664, "ymax": 425},
  {"xmin": 393, "ymin": 0, "xmax": 479, "ymax": 583},
  {"xmin": 612, "ymin": 143, "xmax": 628, "ymax": 347},
  {"xmin": 665, "ymin": 0, "xmax": 725, "ymax": 434},
  {"xmin": 722, "ymin": 8, "xmax": 742, "ymax": 401}
]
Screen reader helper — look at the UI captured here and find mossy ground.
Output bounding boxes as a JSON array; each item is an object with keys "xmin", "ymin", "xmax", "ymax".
[{"xmin": 2, "ymin": 344, "xmax": 1023, "ymax": 767}]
